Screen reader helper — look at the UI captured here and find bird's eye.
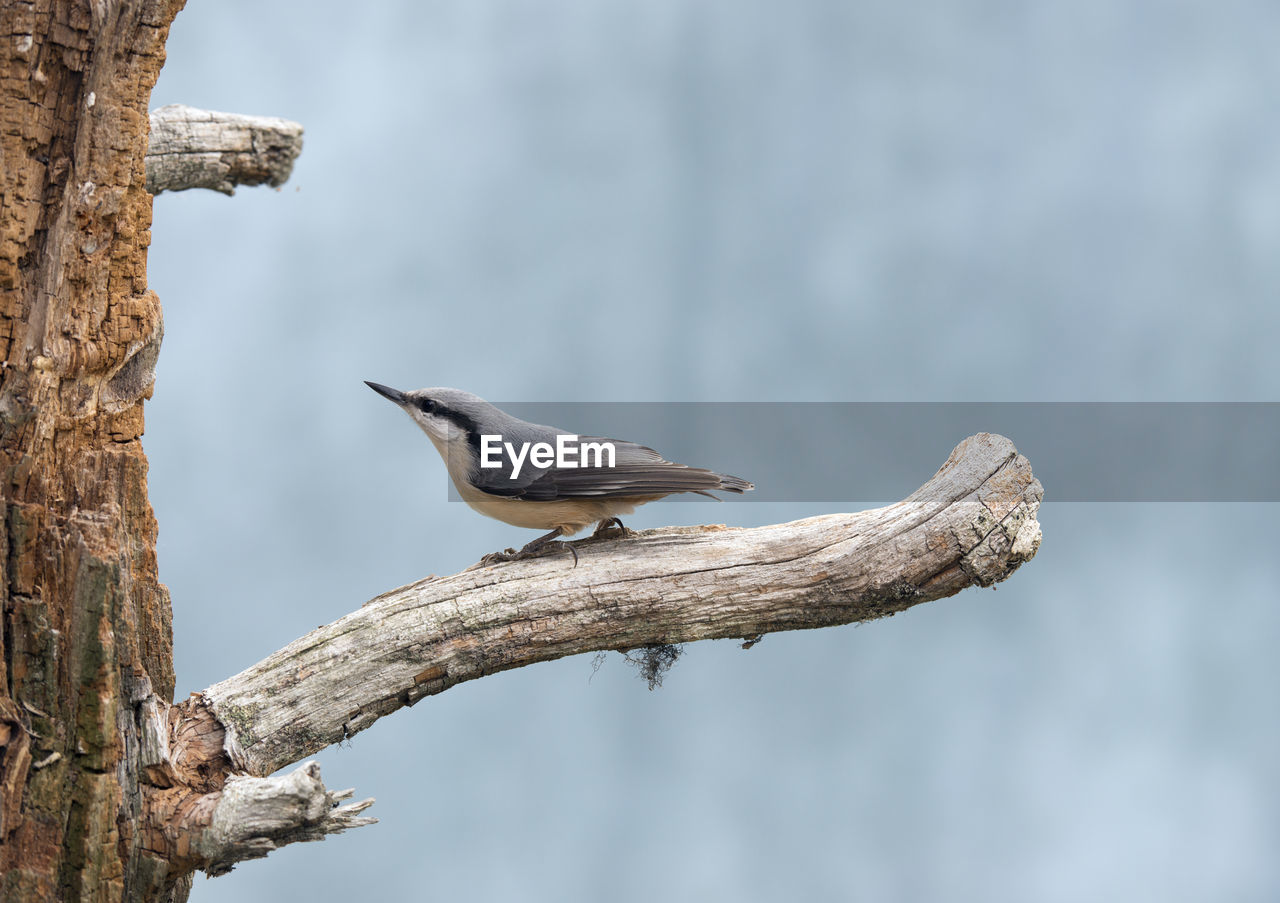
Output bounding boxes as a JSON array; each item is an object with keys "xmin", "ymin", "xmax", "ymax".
[{"xmin": 417, "ymin": 398, "xmax": 436, "ymax": 414}]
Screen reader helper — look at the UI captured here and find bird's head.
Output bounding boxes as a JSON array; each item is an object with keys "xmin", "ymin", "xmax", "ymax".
[{"xmin": 364, "ymin": 382, "xmax": 495, "ymax": 450}]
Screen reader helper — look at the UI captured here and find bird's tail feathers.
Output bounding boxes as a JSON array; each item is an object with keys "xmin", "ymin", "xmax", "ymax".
[{"xmin": 714, "ymin": 473, "xmax": 754, "ymax": 494}]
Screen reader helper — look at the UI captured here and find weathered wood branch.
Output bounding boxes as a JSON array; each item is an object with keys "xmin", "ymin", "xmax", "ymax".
[
  {"xmin": 187, "ymin": 432, "xmax": 1042, "ymax": 782},
  {"xmin": 142, "ymin": 759, "xmax": 374, "ymax": 881},
  {"xmin": 194, "ymin": 763, "xmax": 375, "ymax": 877},
  {"xmin": 135, "ymin": 694, "xmax": 374, "ymax": 881},
  {"xmin": 145, "ymin": 104, "xmax": 304, "ymax": 195},
  {"xmin": 145, "ymin": 433, "xmax": 1038, "ymax": 876}
]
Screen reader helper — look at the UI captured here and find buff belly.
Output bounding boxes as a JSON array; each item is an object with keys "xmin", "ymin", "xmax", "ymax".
[{"xmin": 458, "ymin": 490, "xmax": 661, "ymax": 535}]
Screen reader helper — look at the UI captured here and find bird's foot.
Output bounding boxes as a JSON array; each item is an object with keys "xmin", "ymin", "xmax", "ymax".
[
  {"xmin": 480, "ymin": 537, "xmax": 579, "ymax": 568},
  {"xmin": 591, "ymin": 517, "xmax": 636, "ymax": 540},
  {"xmin": 479, "ymin": 547, "xmax": 520, "ymax": 566}
]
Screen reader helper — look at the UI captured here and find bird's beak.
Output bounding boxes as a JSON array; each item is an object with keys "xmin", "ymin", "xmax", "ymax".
[{"xmin": 364, "ymin": 381, "xmax": 409, "ymax": 406}]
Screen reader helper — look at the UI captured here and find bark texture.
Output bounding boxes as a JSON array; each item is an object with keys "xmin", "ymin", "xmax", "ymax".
[
  {"xmin": 145, "ymin": 104, "xmax": 303, "ymax": 195},
  {"xmin": 0, "ymin": 1, "xmax": 185, "ymax": 901},
  {"xmin": 194, "ymin": 432, "xmax": 1041, "ymax": 778}
]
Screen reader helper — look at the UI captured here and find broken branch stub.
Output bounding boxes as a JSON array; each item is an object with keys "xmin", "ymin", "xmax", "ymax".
[
  {"xmin": 198, "ymin": 762, "xmax": 376, "ymax": 877},
  {"xmin": 145, "ymin": 104, "xmax": 304, "ymax": 195}
]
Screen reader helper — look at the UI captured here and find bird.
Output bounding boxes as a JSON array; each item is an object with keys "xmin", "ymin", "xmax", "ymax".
[{"xmin": 364, "ymin": 383, "xmax": 753, "ymax": 565}]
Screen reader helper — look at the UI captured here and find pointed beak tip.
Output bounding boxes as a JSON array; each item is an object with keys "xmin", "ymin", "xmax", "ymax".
[{"xmin": 365, "ymin": 381, "xmax": 408, "ymax": 405}]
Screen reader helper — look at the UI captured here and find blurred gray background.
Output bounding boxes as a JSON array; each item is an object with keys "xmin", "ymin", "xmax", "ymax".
[{"xmin": 146, "ymin": 1, "xmax": 1279, "ymax": 900}]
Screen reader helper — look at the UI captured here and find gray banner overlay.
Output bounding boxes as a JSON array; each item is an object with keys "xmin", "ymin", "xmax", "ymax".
[{"xmin": 437, "ymin": 403, "xmax": 1279, "ymax": 503}]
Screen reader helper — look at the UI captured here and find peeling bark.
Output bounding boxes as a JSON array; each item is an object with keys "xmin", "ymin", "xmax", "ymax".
[{"xmin": 1, "ymin": 1, "xmax": 185, "ymax": 900}]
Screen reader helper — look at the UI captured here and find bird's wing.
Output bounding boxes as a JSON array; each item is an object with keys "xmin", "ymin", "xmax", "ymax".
[{"xmin": 471, "ymin": 436, "xmax": 753, "ymax": 501}]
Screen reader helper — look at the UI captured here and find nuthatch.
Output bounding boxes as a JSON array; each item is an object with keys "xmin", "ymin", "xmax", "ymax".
[{"xmin": 365, "ymin": 383, "xmax": 753, "ymax": 564}]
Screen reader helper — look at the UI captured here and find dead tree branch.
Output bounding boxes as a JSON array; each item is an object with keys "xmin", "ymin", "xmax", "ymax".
[
  {"xmin": 189, "ymin": 432, "xmax": 1042, "ymax": 782},
  {"xmin": 195, "ymin": 763, "xmax": 376, "ymax": 877},
  {"xmin": 145, "ymin": 104, "xmax": 303, "ymax": 195},
  {"xmin": 147, "ymin": 433, "xmax": 1040, "ymax": 875}
]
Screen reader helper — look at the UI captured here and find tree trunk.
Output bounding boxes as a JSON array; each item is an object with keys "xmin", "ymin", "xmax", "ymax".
[{"xmin": 1, "ymin": 1, "xmax": 187, "ymax": 900}]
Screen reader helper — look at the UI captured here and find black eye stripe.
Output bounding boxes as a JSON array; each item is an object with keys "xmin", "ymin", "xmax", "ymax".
[{"xmin": 414, "ymin": 398, "xmax": 479, "ymax": 439}]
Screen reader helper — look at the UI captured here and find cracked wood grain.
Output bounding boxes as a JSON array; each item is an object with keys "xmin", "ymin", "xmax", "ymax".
[
  {"xmin": 2, "ymin": 1, "xmax": 188, "ymax": 899},
  {"xmin": 197, "ymin": 763, "xmax": 375, "ymax": 877},
  {"xmin": 142, "ymin": 760, "xmax": 375, "ymax": 879},
  {"xmin": 145, "ymin": 104, "xmax": 303, "ymax": 195},
  {"xmin": 195, "ymin": 432, "xmax": 1043, "ymax": 778}
]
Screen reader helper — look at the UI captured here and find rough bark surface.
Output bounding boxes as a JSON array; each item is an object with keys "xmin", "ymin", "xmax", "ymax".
[
  {"xmin": 0, "ymin": 1, "xmax": 185, "ymax": 901},
  {"xmin": 145, "ymin": 104, "xmax": 303, "ymax": 195},
  {"xmin": 195, "ymin": 432, "xmax": 1042, "ymax": 778}
]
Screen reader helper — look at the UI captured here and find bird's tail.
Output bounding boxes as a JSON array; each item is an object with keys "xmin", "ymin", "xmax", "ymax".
[{"xmin": 713, "ymin": 473, "xmax": 754, "ymax": 494}]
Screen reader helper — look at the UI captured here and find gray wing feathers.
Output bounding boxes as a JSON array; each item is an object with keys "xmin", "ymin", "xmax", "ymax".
[{"xmin": 473, "ymin": 436, "xmax": 753, "ymax": 501}]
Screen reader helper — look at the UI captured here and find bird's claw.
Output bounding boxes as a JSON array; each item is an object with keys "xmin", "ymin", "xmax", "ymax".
[
  {"xmin": 591, "ymin": 517, "xmax": 636, "ymax": 540},
  {"xmin": 480, "ymin": 541, "xmax": 578, "ymax": 568},
  {"xmin": 479, "ymin": 547, "xmax": 520, "ymax": 566}
]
